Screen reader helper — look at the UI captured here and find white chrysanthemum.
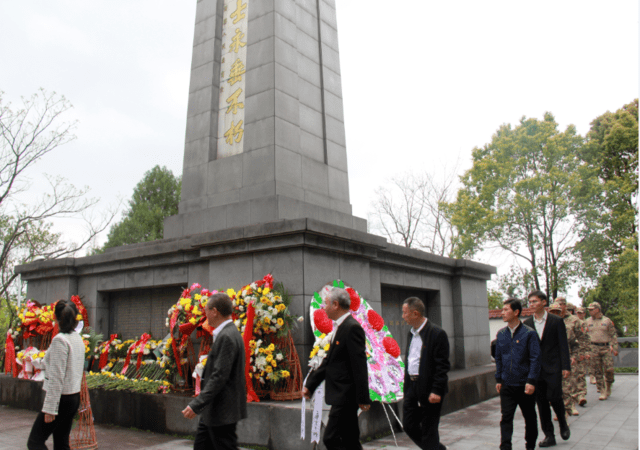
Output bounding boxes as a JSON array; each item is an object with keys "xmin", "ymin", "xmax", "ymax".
[
  {"xmin": 318, "ymin": 349, "xmax": 326, "ymax": 358},
  {"xmin": 276, "ymin": 353, "xmax": 283, "ymax": 361},
  {"xmin": 255, "ymin": 355, "xmax": 267, "ymax": 369}
]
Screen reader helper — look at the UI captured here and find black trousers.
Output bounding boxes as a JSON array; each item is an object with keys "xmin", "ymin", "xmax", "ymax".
[
  {"xmin": 194, "ymin": 419, "xmax": 239, "ymax": 450},
  {"xmin": 323, "ymin": 402, "xmax": 363, "ymax": 450},
  {"xmin": 535, "ymin": 378, "xmax": 567, "ymax": 438},
  {"xmin": 403, "ymin": 379, "xmax": 446, "ymax": 450},
  {"xmin": 27, "ymin": 393, "xmax": 80, "ymax": 450},
  {"xmin": 499, "ymin": 385, "xmax": 538, "ymax": 450}
]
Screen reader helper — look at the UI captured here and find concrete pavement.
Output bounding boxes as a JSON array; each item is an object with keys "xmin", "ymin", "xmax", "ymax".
[{"xmin": 1, "ymin": 375, "xmax": 636, "ymax": 449}]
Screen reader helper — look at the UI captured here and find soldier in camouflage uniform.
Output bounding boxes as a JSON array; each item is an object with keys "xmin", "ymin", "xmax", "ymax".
[
  {"xmin": 549, "ymin": 300, "xmax": 585, "ymax": 417},
  {"xmin": 570, "ymin": 304, "xmax": 590, "ymax": 406},
  {"xmin": 585, "ymin": 302, "xmax": 618, "ymax": 400},
  {"xmin": 561, "ymin": 300, "xmax": 590, "ymax": 410},
  {"xmin": 576, "ymin": 306, "xmax": 597, "ymax": 386}
]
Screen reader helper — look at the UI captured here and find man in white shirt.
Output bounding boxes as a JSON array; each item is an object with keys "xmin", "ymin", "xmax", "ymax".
[
  {"xmin": 182, "ymin": 293, "xmax": 247, "ymax": 450},
  {"xmin": 402, "ymin": 297, "xmax": 450, "ymax": 450},
  {"xmin": 524, "ymin": 291, "xmax": 571, "ymax": 448}
]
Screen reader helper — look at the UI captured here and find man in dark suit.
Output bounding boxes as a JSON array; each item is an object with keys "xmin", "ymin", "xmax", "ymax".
[
  {"xmin": 401, "ymin": 296, "xmax": 450, "ymax": 450},
  {"xmin": 182, "ymin": 293, "xmax": 247, "ymax": 450},
  {"xmin": 303, "ymin": 287, "xmax": 371, "ymax": 450},
  {"xmin": 524, "ymin": 290, "xmax": 571, "ymax": 448}
]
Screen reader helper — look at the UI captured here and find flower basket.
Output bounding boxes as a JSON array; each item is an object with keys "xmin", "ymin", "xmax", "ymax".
[
  {"xmin": 70, "ymin": 372, "xmax": 98, "ymax": 450},
  {"xmin": 268, "ymin": 332, "xmax": 303, "ymax": 401}
]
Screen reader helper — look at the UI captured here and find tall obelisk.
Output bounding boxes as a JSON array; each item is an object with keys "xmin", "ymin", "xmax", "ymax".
[{"xmin": 164, "ymin": 0, "xmax": 366, "ymax": 238}]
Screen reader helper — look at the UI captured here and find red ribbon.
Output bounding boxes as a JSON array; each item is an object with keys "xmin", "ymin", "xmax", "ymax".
[
  {"xmin": 243, "ymin": 302, "xmax": 259, "ymax": 402},
  {"xmin": 135, "ymin": 333, "xmax": 152, "ymax": 373},
  {"xmin": 99, "ymin": 334, "xmax": 118, "ymax": 370},
  {"xmin": 51, "ymin": 322, "xmax": 59, "ymax": 340},
  {"xmin": 70, "ymin": 295, "xmax": 89, "ymax": 327},
  {"xmin": 121, "ymin": 333, "xmax": 150, "ymax": 375},
  {"xmin": 4, "ymin": 331, "xmax": 15, "ymax": 375}
]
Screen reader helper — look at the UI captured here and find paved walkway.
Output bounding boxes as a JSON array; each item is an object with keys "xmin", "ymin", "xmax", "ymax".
[{"xmin": 1, "ymin": 375, "xmax": 636, "ymax": 449}]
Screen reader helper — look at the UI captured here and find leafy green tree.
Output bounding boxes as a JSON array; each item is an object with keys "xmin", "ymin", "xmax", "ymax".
[
  {"xmin": 584, "ymin": 247, "xmax": 638, "ymax": 336},
  {"xmin": 578, "ymin": 99, "xmax": 638, "ymax": 279},
  {"xmin": 579, "ymin": 100, "xmax": 638, "ymax": 336},
  {"xmin": 101, "ymin": 166, "xmax": 181, "ymax": 250},
  {"xmin": 487, "ymin": 288, "xmax": 503, "ymax": 309},
  {"xmin": 0, "ymin": 296, "xmax": 15, "ymax": 366},
  {"xmin": 447, "ymin": 113, "xmax": 598, "ymax": 299}
]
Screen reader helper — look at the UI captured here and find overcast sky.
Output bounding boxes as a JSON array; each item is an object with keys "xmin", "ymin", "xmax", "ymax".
[{"xmin": 1, "ymin": 1, "xmax": 638, "ymax": 288}]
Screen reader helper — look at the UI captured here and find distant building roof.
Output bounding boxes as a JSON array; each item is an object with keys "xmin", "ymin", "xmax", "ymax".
[{"xmin": 489, "ymin": 307, "xmax": 540, "ymax": 319}]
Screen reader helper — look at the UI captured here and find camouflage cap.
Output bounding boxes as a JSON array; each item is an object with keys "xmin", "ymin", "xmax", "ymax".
[
  {"xmin": 549, "ymin": 301, "xmax": 562, "ymax": 311},
  {"xmin": 576, "ymin": 306, "xmax": 586, "ymax": 313},
  {"xmin": 588, "ymin": 301, "xmax": 601, "ymax": 310},
  {"xmin": 567, "ymin": 302, "xmax": 576, "ymax": 310}
]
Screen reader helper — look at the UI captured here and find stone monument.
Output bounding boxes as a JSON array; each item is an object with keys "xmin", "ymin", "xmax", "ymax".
[
  {"xmin": 165, "ymin": 0, "xmax": 366, "ymax": 238},
  {"xmin": 15, "ymin": 2, "xmax": 498, "ymax": 446}
]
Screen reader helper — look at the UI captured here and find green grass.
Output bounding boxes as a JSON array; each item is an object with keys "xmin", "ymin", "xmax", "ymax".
[{"xmin": 614, "ymin": 367, "xmax": 638, "ymax": 373}]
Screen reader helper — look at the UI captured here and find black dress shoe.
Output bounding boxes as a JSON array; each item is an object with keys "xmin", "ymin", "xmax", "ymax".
[
  {"xmin": 559, "ymin": 423, "xmax": 570, "ymax": 440},
  {"xmin": 539, "ymin": 436, "xmax": 556, "ymax": 447}
]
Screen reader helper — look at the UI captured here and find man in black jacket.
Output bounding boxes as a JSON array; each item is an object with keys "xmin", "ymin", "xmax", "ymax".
[
  {"xmin": 182, "ymin": 293, "xmax": 247, "ymax": 450},
  {"xmin": 402, "ymin": 296, "xmax": 450, "ymax": 450},
  {"xmin": 303, "ymin": 287, "xmax": 371, "ymax": 450},
  {"xmin": 524, "ymin": 290, "xmax": 571, "ymax": 448}
]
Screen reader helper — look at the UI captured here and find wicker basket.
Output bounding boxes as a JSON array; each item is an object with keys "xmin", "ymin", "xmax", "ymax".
[
  {"xmin": 269, "ymin": 332, "xmax": 303, "ymax": 401},
  {"xmin": 70, "ymin": 373, "xmax": 98, "ymax": 450}
]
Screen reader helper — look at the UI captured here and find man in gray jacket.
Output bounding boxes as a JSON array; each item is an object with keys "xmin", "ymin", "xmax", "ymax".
[{"xmin": 182, "ymin": 293, "xmax": 247, "ymax": 450}]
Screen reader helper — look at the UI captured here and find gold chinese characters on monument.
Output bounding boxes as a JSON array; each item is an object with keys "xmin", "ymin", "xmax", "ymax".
[{"xmin": 217, "ymin": 0, "xmax": 248, "ymax": 158}]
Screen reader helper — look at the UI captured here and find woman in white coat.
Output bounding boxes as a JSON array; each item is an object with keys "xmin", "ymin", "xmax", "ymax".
[{"xmin": 27, "ymin": 299, "xmax": 85, "ymax": 450}]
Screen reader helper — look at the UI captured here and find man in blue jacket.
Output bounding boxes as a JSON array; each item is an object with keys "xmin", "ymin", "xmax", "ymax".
[{"xmin": 495, "ymin": 298, "xmax": 541, "ymax": 450}]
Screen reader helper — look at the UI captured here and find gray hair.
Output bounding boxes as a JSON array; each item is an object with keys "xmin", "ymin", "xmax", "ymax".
[{"xmin": 328, "ymin": 287, "xmax": 351, "ymax": 310}]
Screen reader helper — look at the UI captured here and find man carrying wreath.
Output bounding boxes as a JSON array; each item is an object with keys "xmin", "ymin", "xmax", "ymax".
[{"xmin": 303, "ymin": 287, "xmax": 371, "ymax": 450}]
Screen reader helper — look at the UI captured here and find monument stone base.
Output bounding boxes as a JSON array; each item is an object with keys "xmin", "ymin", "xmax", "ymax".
[{"xmin": 17, "ymin": 218, "xmax": 496, "ymax": 373}]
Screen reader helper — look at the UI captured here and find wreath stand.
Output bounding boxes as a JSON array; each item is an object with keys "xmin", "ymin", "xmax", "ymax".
[{"xmin": 70, "ymin": 372, "xmax": 98, "ymax": 450}]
